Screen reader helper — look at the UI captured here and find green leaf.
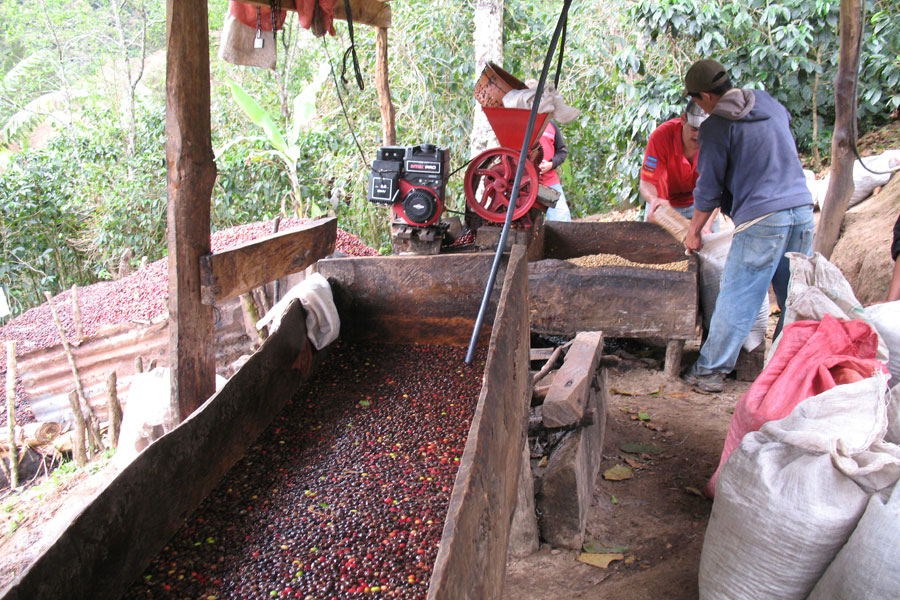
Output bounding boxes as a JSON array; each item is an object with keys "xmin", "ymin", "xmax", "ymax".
[{"xmin": 229, "ymin": 80, "xmax": 289, "ymax": 154}]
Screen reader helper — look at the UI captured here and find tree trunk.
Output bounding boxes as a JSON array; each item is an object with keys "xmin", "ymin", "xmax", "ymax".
[
  {"xmin": 813, "ymin": 0, "xmax": 864, "ymax": 260},
  {"xmin": 469, "ymin": 0, "xmax": 503, "ymax": 159}
]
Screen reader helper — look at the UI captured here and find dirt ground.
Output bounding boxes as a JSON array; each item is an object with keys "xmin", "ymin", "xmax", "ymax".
[{"xmin": 504, "ymin": 341, "xmax": 752, "ymax": 600}]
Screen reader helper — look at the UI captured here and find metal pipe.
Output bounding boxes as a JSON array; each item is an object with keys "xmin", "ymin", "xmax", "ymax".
[{"xmin": 465, "ymin": 0, "xmax": 573, "ymax": 364}]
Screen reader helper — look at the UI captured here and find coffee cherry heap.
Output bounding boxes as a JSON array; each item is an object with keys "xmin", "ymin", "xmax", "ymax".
[{"xmin": 124, "ymin": 341, "xmax": 486, "ymax": 600}]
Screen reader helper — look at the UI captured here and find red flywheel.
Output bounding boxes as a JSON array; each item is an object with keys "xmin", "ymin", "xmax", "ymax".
[{"xmin": 464, "ymin": 147, "xmax": 540, "ymax": 223}]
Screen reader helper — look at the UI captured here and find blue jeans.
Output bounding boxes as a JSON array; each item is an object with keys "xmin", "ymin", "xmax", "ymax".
[
  {"xmin": 694, "ymin": 204, "xmax": 814, "ymax": 375},
  {"xmin": 546, "ymin": 183, "xmax": 571, "ymax": 222}
]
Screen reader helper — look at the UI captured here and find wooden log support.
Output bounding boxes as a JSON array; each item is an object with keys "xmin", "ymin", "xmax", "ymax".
[
  {"xmin": 5, "ymin": 341, "xmax": 18, "ymax": 488},
  {"xmin": 106, "ymin": 372, "xmax": 123, "ymax": 450},
  {"xmin": 536, "ymin": 369, "xmax": 609, "ymax": 549},
  {"xmin": 166, "ymin": 0, "xmax": 217, "ymax": 423},
  {"xmin": 664, "ymin": 339, "xmax": 684, "ymax": 379},
  {"xmin": 66, "ymin": 390, "xmax": 87, "ymax": 468},
  {"xmin": 542, "ymin": 331, "xmax": 603, "ymax": 429},
  {"xmin": 375, "ymin": 26, "xmax": 396, "ymax": 145},
  {"xmin": 199, "ymin": 218, "xmax": 337, "ymax": 305},
  {"xmin": 72, "ymin": 285, "xmax": 83, "ymax": 345}
]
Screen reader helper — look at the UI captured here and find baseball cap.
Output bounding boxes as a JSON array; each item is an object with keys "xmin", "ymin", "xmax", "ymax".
[
  {"xmin": 685, "ymin": 100, "xmax": 708, "ymax": 127},
  {"xmin": 683, "ymin": 59, "xmax": 729, "ymax": 96}
]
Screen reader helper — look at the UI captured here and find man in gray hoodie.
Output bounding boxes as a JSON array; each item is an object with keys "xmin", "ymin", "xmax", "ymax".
[{"xmin": 680, "ymin": 58, "xmax": 814, "ymax": 393}]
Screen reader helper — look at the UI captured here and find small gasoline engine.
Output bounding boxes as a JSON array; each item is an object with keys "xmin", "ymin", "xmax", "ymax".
[{"xmin": 367, "ymin": 144, "xmax": 450, "ymax": 227}]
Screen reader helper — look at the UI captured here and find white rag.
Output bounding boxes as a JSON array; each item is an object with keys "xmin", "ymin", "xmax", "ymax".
[
  {"xmin": 501, "ymin": 83, "xmax": 580, "ymax": 123},
  {"xmin": 256, "ymin": 273, "xmax": 340, "ymax": 349}
]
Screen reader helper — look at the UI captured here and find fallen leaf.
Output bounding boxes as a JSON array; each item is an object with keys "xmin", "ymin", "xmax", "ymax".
[
  {"xmin": 603, "ymin": 464, "xmax": 634, "ymax": 481},
  {"xmin": 665, "ymin": 392, "xmax": 689, "ymax": 399},
  {"xmin": 538, "ymin": 456, "xmax": 549, "ymax": 468},
  {"xmin": 648, "ymin": 386, "xmax": 664, "ymax": 397},
  {"xmin": 624, "ymin": 554, "xmax": 636, "ymax": 564},
  {"xmin": 685, "ymin": 486, "xmax": 706, "ymax": 498},
  {"xmin": 637, "ymin": 411, "xmax": 652, "ymax": 421},
  {"xmin": 358, "ymin": 400, "xmax": 370, "ymax": 407},
  {"xmin": 624, "ymin": 458, "xmax": 644, "ymax": 469},
  {"xmin": 620, "ymin": 443, "xmax": 662, "ymax": 455},
  {"xmin": 577, "ymin": 552, "xmax": 624, "ymax": 569},
  {"xmin": 609, "ymin": 494, "xmax": 619, "ymax": 505}
]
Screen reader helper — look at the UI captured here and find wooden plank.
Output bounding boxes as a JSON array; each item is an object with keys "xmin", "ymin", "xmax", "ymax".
[
  {"xmin": 199, "ymin": 217, "xmax": 337, "ymax": 304},
  {"xmin": 528, "ymin": 260, "xmax": 698, "ymax": 339},
  {"xmin": 2, "ymin": 302, "xmax": 317, "ymax": 600},
  {"xmin": 166, "ymin": 0, "xmax": 217, "ymax": 422},
  {"xmin": 243, "ymin": 0, "xmax": 392, "ymax": 29},
  {"xmin": 429, "ymin": 244, "xmax": 530, "ymax": 599},
  {"xmin": 537, "ymin": 369, "xmax": 608, "ymax": 549},
  {"xmin": 318, "ymin": 253, "xmax": 506, "ymax": 346},
  {"xmin": 542, "ymin": 331, "xmax": 603, "ymax": 428},
  {"xmin": 542, "ymin": 221, "xmax": 691, "ymax": 265}
]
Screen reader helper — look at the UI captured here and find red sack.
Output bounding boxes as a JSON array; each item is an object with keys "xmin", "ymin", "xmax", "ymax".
[{"xmin": 706, "ymin": 314, "xmax": 887, "ymax": 497}]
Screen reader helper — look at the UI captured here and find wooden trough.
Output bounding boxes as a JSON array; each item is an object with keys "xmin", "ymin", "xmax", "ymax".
[
  {"xmin": 1, "ymin": 247, "xmax": 530, "ymax": 600},
  {"xmin": 529, "ymin": 221, "xmax": 700, "ymax": 376}
]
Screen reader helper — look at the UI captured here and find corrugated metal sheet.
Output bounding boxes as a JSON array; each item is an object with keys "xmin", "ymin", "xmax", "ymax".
[{"xmin": 18, "ymin": 300, "xmax": 255, "ymax": 424}]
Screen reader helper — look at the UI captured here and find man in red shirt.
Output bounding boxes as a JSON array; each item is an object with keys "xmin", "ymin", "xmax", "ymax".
[{"xmin": 640, "ymin": 100, "xmax": 717, "ymax": 230}]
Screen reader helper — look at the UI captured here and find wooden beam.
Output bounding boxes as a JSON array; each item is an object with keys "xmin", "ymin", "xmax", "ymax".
[
  {"xmin": 542, "ymin": 331, "xmax": 603, "ymax": 428},
  {"xmin": 242, "ymin": 0, "xmax": 392, "ymax": 29},
  {"xmin": 199, "ymin": 217, "xmax": 337, "ymax": 305},
  {"xmin": 166, "ymin": 0, "xmax": 217, "ymax": 423},
  {"xmin": 375, "ymin": 26, "xmax": 396, "ymax": 145}
]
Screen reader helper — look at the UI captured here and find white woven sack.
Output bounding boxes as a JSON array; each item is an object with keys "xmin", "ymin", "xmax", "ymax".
[
  {"xmin": 808, "ymin": 483, "xmax": 900, "ymax": 599},
  {"xmin": 865, "ymin": 301, "xmax": 900, "ymax": 386},
  {"xmin": 699, "ymin": 374, "xmax": 897, "ymax": 600},
  {"xmin": 696, "ymin": 230, "xmax": 768, "ymax": 352}
]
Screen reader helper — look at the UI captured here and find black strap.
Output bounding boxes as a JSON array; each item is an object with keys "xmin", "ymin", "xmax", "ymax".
[
  {"xmin": 554, "ymin": 13, "xmax": 568, "ymax": 89},
  {"xmin": 341, "ymin": 0, "xmax": 365, "ymax": 90}
]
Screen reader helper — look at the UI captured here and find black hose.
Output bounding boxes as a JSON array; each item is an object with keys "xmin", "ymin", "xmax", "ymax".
[{"xmin": 465, "ymin": 0, "xmax": 573, "ymax": 364}]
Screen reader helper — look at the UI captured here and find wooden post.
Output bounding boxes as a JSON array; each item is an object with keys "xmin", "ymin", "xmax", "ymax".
[
  {"xmin": 134, "ymin": 356, "xmax": 143, "ymax": 374},
  {"xmin": 374, "ymin": 26, "xmax": 396, "ymax": 146},
  {"xmin": 6, "ymin": 341, "xmax": 18, "ymax": 488},
  {"xmin": 66, "ymin": 391, "xmax": 87, "ymax": 467},
  {"xmin": 664, "ymin": 339, "xmax": 684, "ymax": 378},
  {"xmin": 107, "ymin": 371, "xmax": 123, "ymax": 450},
  {"xmin": 44, "ymin": 291, "xmax": 105, "ymax": 453},
  {"xmin": 166, "ymin": 0, "xmax": 217, "ymax": 424},
  {"xmin": 813, "ymin": 0, "xmax": 864, "ymax": 259},
  {"xmin": 72, "ymin": 284, "xmax": 83, "ymax": 344}
]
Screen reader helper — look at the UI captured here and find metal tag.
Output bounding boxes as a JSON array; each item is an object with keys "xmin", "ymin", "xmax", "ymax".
[{"xmin": 254, "ymin": 30, "xmax": 264, "ymax": 49}]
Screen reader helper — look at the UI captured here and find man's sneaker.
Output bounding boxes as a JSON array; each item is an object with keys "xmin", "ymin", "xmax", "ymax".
[{"xmin": 681, "ymin": 367, "xmax": 725, "ymax": 394}]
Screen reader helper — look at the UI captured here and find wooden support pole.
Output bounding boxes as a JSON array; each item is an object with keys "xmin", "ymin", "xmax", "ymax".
[
  {"xmin": 375, "ymin": 26, "xmax": 396, "ymax": 146},
  {"xmin": 166, "ymin": 0, "xmax": 217, "ymax": 424},
  {"xmin": 6, "ymin": 341, "xmax": 18, "ymax": 488},
  {"xmin": 66, "ymin": 390, "xmax": 87, "ymax": 467},
  {"xmin": 241, "ymin": 293, "xmax": 268, "ymax": 343},
  {"xmin": 107, "ymin": 371, "xmax": 123, "ymax": 451},
  {"xmin": 72, "ymin": 284, "xmax": 83, "ymax": 344},
  {"xmin": 43, "ymin": 292, "xmax": 105, "ymax": 454},
  {"xmin": 134, "ymin": 356, "xmax": 144, "ymax": 374}
]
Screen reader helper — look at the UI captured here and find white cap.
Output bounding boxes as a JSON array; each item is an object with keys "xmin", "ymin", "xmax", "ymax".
[{"xmin": 686, "ymin": 101, "xmax": 709, "ymax": 128}]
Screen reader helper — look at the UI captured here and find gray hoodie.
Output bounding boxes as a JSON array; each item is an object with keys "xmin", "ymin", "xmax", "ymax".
[{"xmin": 692, "ymin": 88, "xmax": 812, "ymax": 226}]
